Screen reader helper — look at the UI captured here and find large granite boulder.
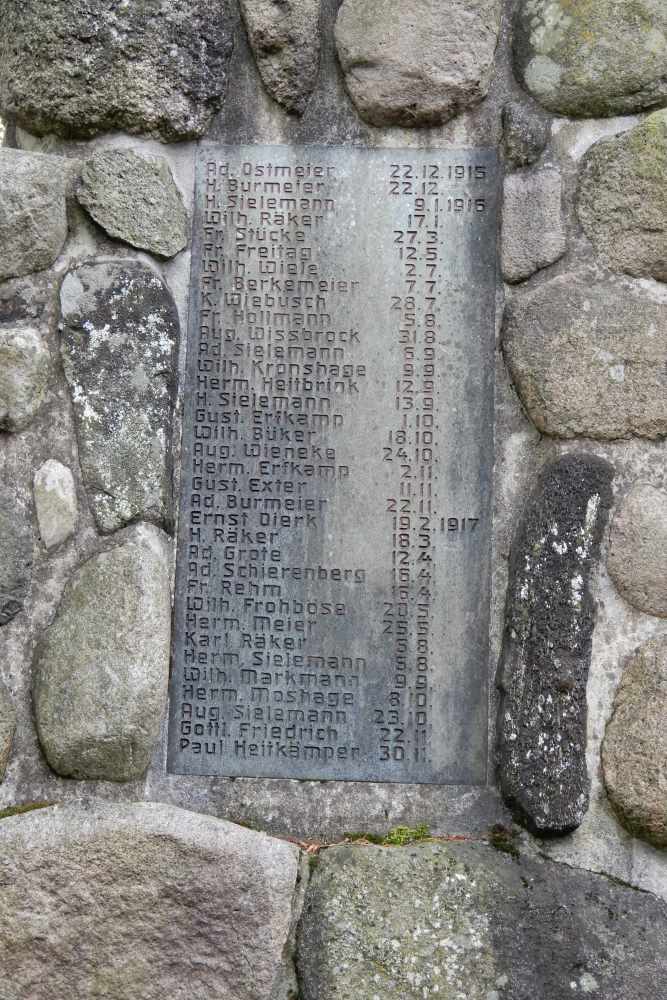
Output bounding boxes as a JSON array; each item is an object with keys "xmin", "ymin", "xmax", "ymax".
[
  {"xmin": 298, "ymin": 842, "xmax": 667, "ymax": 1000},
  {"xmin": 0, "ymin": 802, "xmax": 301, "ymax": 1000},
  {"xmin": 502, "ymin": 167, "xmax": 565, "ymax": 283},
  {"xmin": 77, "ymin": 149, "xmax": 188, "ymax": 259},
  {"xmin": 607, "ymin": 482, "xmax": 667, "ymax": 618},
  {"xmin": 59, "ymin": 259, "xmax": 179, "ymax": 534},
  {"xmin": 577, "ymin": 111, "xmax": 667, "ymax": 283},
  {"xmin": 513, "ymin": 0, "xmax": 667, "ymax": 118},
  {"xmin": 334, "ymin": 0, "xmax": 502, "ymax": 127},
  {"xmin": 0, "ymin": 326, "xmax": 51, "ymax": 433},
  {"xmin": 0, "ymin": 0, "xmax": 234, "ymax": 142},
  {"xmin": 497, "ymin": 453, "xmax": 613, "ymax": 834},
  {"xmin": 33, "ymin": 460, "xmax": 78, "ymax": 551},
  {"xmin": 0, "ymin": 679, "xmax": 16, "ymax": 780},
  {"xmin": 602, "ymin": 637, "xmax": 667, "ymax": 849},
  {"xmin": 0, "ymin": 150, "xmax": 69, "ymax": 282},
  {"xmin": 0, "ymin": 484, "xmax": 33, "ymax": 628},
  {"xmin": 33, "ymin": 525, "xmax": 172, "ymax": 781},
  {"xmin": 503, "ymin": 271, "xmax": 667, "ymax": 439},
  {"xmin": 240, "ymin": 0, "xmax": 321, "ymax": 114}
]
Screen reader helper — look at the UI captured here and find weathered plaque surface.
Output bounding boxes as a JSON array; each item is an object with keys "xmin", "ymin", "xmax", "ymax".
[{"xmin": 168, "ymin": 143, "xmax": 498, "ymax": 783}]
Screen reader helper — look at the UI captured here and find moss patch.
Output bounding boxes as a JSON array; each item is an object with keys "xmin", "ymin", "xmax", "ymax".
[{"xmin": 0, "ymin": 801, "xmax": 54, "ymax": 821}]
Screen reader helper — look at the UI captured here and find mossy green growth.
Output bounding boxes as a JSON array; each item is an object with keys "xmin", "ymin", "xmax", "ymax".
[
  {"xmin": 488, "ymin": 823, "xmax": 520, "ymax": 859},
  {"xmin": 344, "ymin": 831, "xmax": 385, "ymax": 845},
  {"xmin": 345, "ymin": 825, "xmax": 431, "ymax": 847},
  {"xmin": 0, "ymin": 801, "xmax": 54, "ymax": 820},
  {"xmin": 382, "ymin": 824, "xmax": 431, "ymax": 846}
]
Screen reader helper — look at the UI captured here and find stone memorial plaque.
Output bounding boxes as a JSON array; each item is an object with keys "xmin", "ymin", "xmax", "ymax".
[{"xmin": 167, "ymin": 143, "xmax": 498, "ymax": 783}]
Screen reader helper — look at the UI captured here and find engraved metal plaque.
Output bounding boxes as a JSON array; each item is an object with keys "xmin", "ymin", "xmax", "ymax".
[{"xmin": 168, "ymin": 143, "xmax": 498, "ymax": 783}]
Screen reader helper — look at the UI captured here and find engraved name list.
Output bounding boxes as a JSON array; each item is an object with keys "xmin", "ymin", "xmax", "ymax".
[{"xmin": 168, "ymin": 143, "xmax": 498, "ymax": 783}]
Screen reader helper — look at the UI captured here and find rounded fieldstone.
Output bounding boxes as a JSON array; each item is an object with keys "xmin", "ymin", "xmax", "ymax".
[
  {"xmin": 33, "ymin": 460, "xmax": 77, "ymax": 551},
  {"xmin": 240, "ymin": 0, "xmax": 321, "ymax": 114},
  {"xmin": 513, "ymin": 0, "xmax": 667, "ymax": 118},
  {"xmin": 0, "ymin": 150, "xmax": 69, "ymax": 283},
  {"xmin": 77, "ymin": 149, "xmax": 188, "ymax": 259},
  {"xmin": 59, "ymin": 259, "xmax": 179, "ymax": 534},
  {"xmin": 577, "ymin": 111, "xmax": 667, "ymax": 283},
  {"xmin": 503, "ymin": 271, "xmax": 667, "ymax": 439},
  {"xmin": 0, "ymin": 679, "xmax": 16, "ymax": 780},
  {"xmin": 0, "ymin": 326, "xmax": 51, "ymax": 433},
  {"xmin": 0, "ymin": 802, "xmax": 300, "ymax": 1000},
  {"xmin": 602, "ymin": 637, "xmax": 667, "ymax": 849},
  {"xmin": 502, "ymin": 167, "xmax": 566, "ymax": 283},
  {"xmin": 33, "ymin": 524, "xmax": 172, "ymax": 781},
  {"xmin": 607, "ymin": 483, "xmax": 667, "ymax": 618},
  {"xmin": 0, "ymin": 0, "xmax": 234, "ymax": 142},
  {"xmin": 334, "ymin": 0, "xmax": 502, "ymax": 127}
]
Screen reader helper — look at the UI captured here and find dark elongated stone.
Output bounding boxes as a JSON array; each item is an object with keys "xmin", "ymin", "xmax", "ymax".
[
  {"xmin": 59, "ymin": 260, "xmax": 179, "ymax": 534},
  {"xmin": 497, "ymin": 453, "xmax": 614, "ymax": 835},
  {"xmin": 0, "ymin": 484, "xmax": 33, "ymax": 627}
]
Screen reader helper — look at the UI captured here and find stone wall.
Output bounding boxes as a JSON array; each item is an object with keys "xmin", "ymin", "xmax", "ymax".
[{"xmin": 0, "ymin": 1, "xmax": 665, "ymax": 996}]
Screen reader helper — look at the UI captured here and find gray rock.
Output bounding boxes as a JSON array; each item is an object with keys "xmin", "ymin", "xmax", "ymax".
[
  {"xmin": 513, "ymin": 0, "xmax": 667, "ymax": 117},
  {"xmin": 0, "ymin": 149, "xmax": 69, "ymax": 282},
  {"xmin": 33, "ymin": 525, "xmax": 172, "ymax": 781},
  {"xmin": 298, "ymin": 841, "xmax": 667, "ymax": 1000},
  {"xmin": 334, "ymin": 0, "xmax": 502, "ymax": 127},
  {"xmin": 77, "ymin": 149, "xmax": 188, "ymax": 259},
  {"xmin": 0, "ymin": 485, "xmax": 33, "ymax": 627},
  {"xmin": 0, "ymin": 0, "xmax": 234, "ymax": 142},
  {"xmin": 502, "ymin": 167, "xmax": 566, "ymax": 283},
  {"xmin": 0, "ymin": 326, "xmax": 51, "ymax": 432},
  {"xmin": 0, "ymin": 801, "xmax": 301, "ymax": 1000},
  {"xmin": 577, "ymin": 111, "xmax": 667, "ymax": 283},
  {"xmin": 240, "ymin": 0, "xmax": 320, "ymax": 114},
  {"xmin": 607, "ymin": 483, "xmax": 667, "ymax": 618},
  {"xmin": 59, "ymin": 259, "xmax": 179, "ymax": 534},
  {"xmin": 33, "ymin": 460, "xmax": 77, "ymax": 551},
  {"xmin": 503, "ymin": 271, "xmax": 667, "ymax": 439},
  {"xmin": 602, "ymin": 637, "xmax": 667, "ymax": 849},
  {"xmin": 497, "ymin": 453, "xmax": 613, "ymax": 834},
  {"xmin": 0, "ymin": 272, "xmax": 60, "ymax": 330},
  {"xmin": 502, "ymin": 101, "xmax": 550, "ymax": 168},
  {"xmin": 0, "ymin": 679, "xmax": 16, "ymax": 780}
]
